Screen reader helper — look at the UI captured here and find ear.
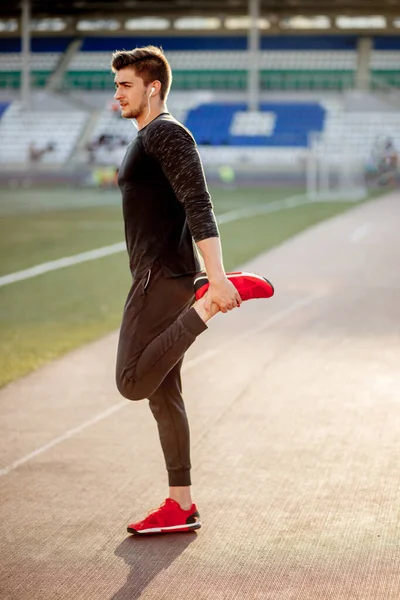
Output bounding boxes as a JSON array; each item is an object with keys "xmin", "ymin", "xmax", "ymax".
[{"xmin": 149, "ymin": 81, "xmax": 161, "ymax": 97}]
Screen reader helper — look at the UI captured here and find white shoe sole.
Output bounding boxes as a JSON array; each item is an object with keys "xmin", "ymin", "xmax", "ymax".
[{"xmin": 128, "ymin": 521, "xmax": 201, "ymax": 535}]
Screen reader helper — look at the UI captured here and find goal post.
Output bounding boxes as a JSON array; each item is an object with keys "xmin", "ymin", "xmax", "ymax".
[{"xmin": 307, "ymin": 131, "xmax": 368, "ymax": 202}]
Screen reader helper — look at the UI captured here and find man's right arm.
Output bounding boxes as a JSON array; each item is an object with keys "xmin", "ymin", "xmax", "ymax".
[{"xmin": 196, "ymin": 236, "xmax": 242, "ymax": 313}]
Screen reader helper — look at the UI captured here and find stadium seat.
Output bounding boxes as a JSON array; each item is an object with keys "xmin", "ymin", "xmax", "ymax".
[
  {"xmin": 0, "ymin": 37, "xmax": 71, "ymax": 90},
  {"xmin": 322, "ymin": 110, "xmax": 400, "ymax": 159},
  {"xmin": 63, "ymin": 48, "xmax": 357, "ymax": 92},
  {"xmin": 0, "ymin": 102, "xmax": 9, "ymax": 119},
  {"xmin": 3, "ymin": 34, "xmax": 400, "ymax": 92},
  {"xmin": 0, "ymin": 103, "xmax": 88, "ymax": 165},
  {"xmin": 185, "ymin": 102, "xmax": 326, "ymax": 147}
]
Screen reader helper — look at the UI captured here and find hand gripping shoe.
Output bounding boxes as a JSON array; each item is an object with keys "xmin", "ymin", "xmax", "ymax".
[{"xmin": 194, "ymin": 271, "xmax": 274, "ymax": 302}]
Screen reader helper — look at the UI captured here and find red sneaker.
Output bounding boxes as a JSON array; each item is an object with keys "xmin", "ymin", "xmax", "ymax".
[
  {"xmin": 127, "ymin": 498, "xmax": 201, "ymax": 536},
  {"xmin": 194, "ymin": 271, "xmax": 274, "ymax": 302}
]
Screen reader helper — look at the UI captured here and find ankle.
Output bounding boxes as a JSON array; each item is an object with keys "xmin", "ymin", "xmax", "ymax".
[
  {"xmin": 169, "ymin": 486, "xmax": 193, "ymax": 511},
  {"xmin": 193, "ymin": 297, "xmax": 219, "ymax": 323}
]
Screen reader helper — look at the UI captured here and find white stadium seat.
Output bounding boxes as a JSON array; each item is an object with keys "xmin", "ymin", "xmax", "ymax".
[
  {"xmin": 0, "ymin": 103, "xmax": 88, "ymax": 165},
  {"xmin": 0, "ymin": 52, "xmax": 61, "ymax": 71},
  {"xmin": 322, "ymin": 110, "xmax": 400, "ymax": 159},
  {"xmin": 67, "ymin": 50, "xmax": 358, "ymax": 73},
  {"xmin": 370, "ymin": 51, "xmax": 400, "ymax": 70}
]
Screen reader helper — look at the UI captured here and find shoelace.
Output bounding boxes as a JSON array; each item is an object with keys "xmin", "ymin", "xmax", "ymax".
[{"xmin": 142, "ymin": 500, "xmax": 174, "ymax": 526}]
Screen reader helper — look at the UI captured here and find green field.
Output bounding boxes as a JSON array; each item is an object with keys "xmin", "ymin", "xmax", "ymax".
[{"xmin": 0, "ymin": 185, "xmax": 379, "ymax": 388}]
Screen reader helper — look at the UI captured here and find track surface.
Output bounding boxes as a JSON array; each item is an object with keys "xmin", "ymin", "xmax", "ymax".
[{"xmin": 1, "ymin": 192, "xmax": 399, "ymax": 599}]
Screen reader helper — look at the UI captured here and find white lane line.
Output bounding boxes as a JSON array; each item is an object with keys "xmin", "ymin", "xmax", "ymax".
[
  {"xmin": 0, "ymin": 194, "xmax": 310, "ymax": 288},
  {"xmin": 0, "ymin": 402, "xmax": 126, "ymax": 478},
  {"xmin": 0, "ymin": 242, "xmax": 126, "ymax": 287},
  {"xmin": 0, "ymin": 291, "xmax": 323, "ymax": 478},
  {"xmin": 217, "ymin": 193, "xmax": 307, "ymax": 224},
  {"xmin": 350, "ymin": 223, "xmax": 372, "ymax": 244}
]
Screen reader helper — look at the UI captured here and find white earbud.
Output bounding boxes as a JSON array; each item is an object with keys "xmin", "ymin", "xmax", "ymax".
[{"xmin": 144, "ymin": 87, "xmax": 156, "ymax": 124}]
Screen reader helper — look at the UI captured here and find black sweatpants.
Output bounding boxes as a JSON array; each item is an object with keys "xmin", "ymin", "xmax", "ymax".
[{"xmin": 115, "ymin": 260, "xmax": 207, "ymax": 486}]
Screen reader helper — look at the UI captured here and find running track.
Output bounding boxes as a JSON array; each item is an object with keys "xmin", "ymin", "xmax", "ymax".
[{"xmin": 1, "ymin": 192, "xmax": 399, "ymax": 599}]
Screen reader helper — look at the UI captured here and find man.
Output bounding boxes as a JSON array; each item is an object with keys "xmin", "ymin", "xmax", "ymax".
[{"xmin": 112, "ymin": 46, "xmax": 273, "ymax": 536}]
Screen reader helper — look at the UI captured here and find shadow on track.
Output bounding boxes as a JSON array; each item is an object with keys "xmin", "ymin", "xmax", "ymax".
[{"xmin": 111, "ymin": 532, "xmax": 198, "ymax": 599}]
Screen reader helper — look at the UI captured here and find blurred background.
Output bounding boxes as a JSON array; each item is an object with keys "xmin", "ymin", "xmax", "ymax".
[{"xmin": 0, "ymin": 0, "xmax": 399, "ymax": 387}]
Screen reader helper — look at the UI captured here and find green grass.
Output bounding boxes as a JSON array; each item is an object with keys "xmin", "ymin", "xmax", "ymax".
[
  {"xmin": 0, "ymin": 186, "xmax": 300, "ymax": 274},
  {"xmin": 0, "ymin": 184, "xmax": 380, "ymax": 387},
  {"xmin": 0, "ymin": 188, "xmax": 123, "ymax": 274},
  {"xmin": 0, "ymin": 254, "xmax": 131, "ymax": 383}
]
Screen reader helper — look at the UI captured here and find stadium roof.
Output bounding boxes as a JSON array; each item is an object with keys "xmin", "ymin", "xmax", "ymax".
[{"xmin": 1, "ymin": 0, "xmax": 400, "ymax": 19}]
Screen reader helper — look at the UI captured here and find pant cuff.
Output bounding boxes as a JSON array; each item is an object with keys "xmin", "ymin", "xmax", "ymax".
[
  {"xmin": 181, "ymin": 307, "xmax": 208, "ymax": 338},
  {"xmin": 168, "ymin": 468, "xmax": 192, "ymax": 487}
]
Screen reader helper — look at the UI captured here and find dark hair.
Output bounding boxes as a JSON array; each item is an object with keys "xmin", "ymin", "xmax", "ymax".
[{"xmin": 111, "ymin": 45, "xmax": 172, "ymax": 101}]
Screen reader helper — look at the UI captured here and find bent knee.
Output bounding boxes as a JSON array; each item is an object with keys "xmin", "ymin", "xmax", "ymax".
[{"xmin": 116, "ymin": 373, "xmax": 146, "ymax": 401}]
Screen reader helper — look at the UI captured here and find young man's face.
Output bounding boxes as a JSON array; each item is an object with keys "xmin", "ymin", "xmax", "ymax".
[{"xmin": 114, "ymin": 68, "xmax": 150, "ymax": 119}]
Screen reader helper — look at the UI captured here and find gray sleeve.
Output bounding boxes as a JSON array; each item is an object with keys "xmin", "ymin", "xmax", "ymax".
[{"xmin": 143, "ymin": 119, "xmax": 219, "ymax": 242}]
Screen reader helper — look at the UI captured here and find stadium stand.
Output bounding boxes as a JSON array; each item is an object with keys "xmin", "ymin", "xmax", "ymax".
[
  {"xmin": 84, "ymin": 100, "xmax": 327, "ymax": 169},
  {"xmin": 1, "ymin": 34, "xmax": 399, "ymax": 93},
  {"xmin": 0, "ymin": 37, "xmax": 71, "ymax": 89},
  {"xmin": 90, "ymin": 109, "xmax": 134, "ymax": 143},
  {"xmin": 87, "ymin": 109, "xmax": 135, "ymax": 165},
  {"xmin": 370, "ymin": 37, "xmax": 400, "ymax": 88},
  {"xmin": 0, "ymin": 101, "xmax": 9, "ymax": 118},
  {"xmin": 322, "ymin": 111, "xmax": 400, "ymax": 159},
  {"xmin": 63, "ymin": 35, "xmax": 359, "ymax": 92},
  {"xmin": 185, "ymin": 102, "xmax": 325, "ymax": 146},
  {"xmin": 1, "ymin": 34, "xmax": 400, "ymax": 92},
  {"xmin": 0, "ymin": 102, "xmax": 88, "ymax": 165},
  {"xmin": 87, "ymin": 91, "xmax": 213, "ymax": 151},
  {"xmin": 0, "ymin": 33, "xmax": 399, "ymax": 170}
]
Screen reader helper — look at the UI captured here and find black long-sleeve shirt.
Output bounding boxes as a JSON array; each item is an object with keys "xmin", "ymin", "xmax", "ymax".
[{"xmin": 118, "ymin": 112, "xmax": 219, "ymax": 279}]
